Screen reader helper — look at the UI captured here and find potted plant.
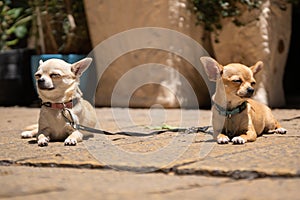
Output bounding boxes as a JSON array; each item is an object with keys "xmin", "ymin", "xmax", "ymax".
[
  {"xmin": 191, "ymin": 0, "xmax": 262, "ymax": 42},
  {"xmin": 0, "ymin": 0, "xmax": 92, "ymax": 106},
  {"xmin": 191, "ymin": 0, "xmax": 299, "ymax": 107},
  {"xmin": 0, "ymin": 0, "xmax": 37, "ymax": 106}
]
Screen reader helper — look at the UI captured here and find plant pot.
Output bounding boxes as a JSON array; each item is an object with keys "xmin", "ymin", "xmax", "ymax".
[
  {"xmin": 84, "ymin": 0, "xmax": 211, "ymax": 108},
  {"xmin": 0, "ymin": 48, "xmax": 37, "ymax": 106},
  {"xmin": 211, "ymin": 1, "xmax": 292, "ymax": 107}
]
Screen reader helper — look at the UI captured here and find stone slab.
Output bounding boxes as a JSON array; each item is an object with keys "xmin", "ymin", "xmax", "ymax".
[
  {"xmin": 0, "ymin": 107, "xmax": 299, "ymax": 199},
  {"xmin": 1, "ymin": 108, "xmax": 300, "ymax": 174},
  {"xmin": 1, "ymin": 166, "xmax": 299, "ymax": 199}
]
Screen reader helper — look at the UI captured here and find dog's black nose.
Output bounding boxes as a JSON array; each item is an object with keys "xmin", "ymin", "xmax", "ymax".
[
  {"xmin": 247, "ymin": 87, "xmax": 254, "ymax": 95},
  {"xmin": 37, "ymin": 78, "xmax": 45, "ymax": 84}
]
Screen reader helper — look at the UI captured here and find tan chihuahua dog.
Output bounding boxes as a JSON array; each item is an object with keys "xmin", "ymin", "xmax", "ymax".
[
  {"xmin": 200, "ymin": 57, "xmax": 286, "ymax": 144},
  {"xmin": 21, "ymin": 58, "xmax": 98, "ymax": 146}
]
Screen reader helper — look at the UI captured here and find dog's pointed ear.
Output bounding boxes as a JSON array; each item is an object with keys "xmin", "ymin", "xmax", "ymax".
[
  {"xmin": 200, "ymin": 56, "xmax": 223, "ymax": 81},
  {"xmin": 71, "ymin": 58, "xmax": 93, "ymax": 77},
  {"xmin": 250, "ymin": 61, "xmax": 263, "ymax": 75},
  {"xmin": 39, "ymin": 60, "xmax": 44, "ymax": 65}
]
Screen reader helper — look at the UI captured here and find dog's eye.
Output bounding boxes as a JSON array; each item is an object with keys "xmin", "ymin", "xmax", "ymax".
[
  {"xmin": 251, "ymin": 81, "xmax": 256, "ymax": 86},
  {"xmin": 35, "ymin": 74, "xmax": 41, "ymax": 79},
  {"xmin": 232, "ymin": 79, "xmax": 242, "ymax": 84},
  {"xmin": 50, "ymin": 73, "xmax": 61, "ymax": 78}
]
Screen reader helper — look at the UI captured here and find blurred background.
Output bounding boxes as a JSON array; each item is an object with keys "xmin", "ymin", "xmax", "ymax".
[{"xmin": 0, "ymin": 0, "xmax": 299, "ymax": 108}]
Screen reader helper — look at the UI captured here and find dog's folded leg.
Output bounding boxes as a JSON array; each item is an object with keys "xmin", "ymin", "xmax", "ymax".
[
  {"xmin": 37, "ymin": 134, "xmax": 50, "ymax": 146},
  {"xmin": 270, "ymin": 121, "xmax": 287, "ymax": 134},
  {"xmin": 217, "ymin": 133, "xmax": 230, "ymax": 144},
  {"xmin": 64, "ymin": 130, "xmax": 83, "ymax": 146},
  {"xmin": 268, "ymin": 127, "xmax": 287, "ymax": 134},
  {"xmin": 232, "ymin": 129, "xmax": 257, "ymax": 144},
  {"xmin": 275, "ymin": 128, "xmax": 287, "ymax": 134},
  {"xmin": 232, "ymin": 135, "xmax": 247, "ymax": 144},
  {"xmin": 21, "ymin": 130, "xmax": 37, "ymax": 138},
  {"xmin": 21, "ymin": 124, "xmax": 38, "ymax": 138}
]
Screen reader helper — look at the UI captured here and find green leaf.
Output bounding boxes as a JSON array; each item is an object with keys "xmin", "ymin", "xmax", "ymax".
[
  {"xmin": 14, "ymin": 15, "xmax": 32, "ymax": 26},
  {"xmin": 145, "ymin": 123, "xmax": 179, "ymax": 130},
  {"xmin": 14, "ymin": 25, "xmax": 27, "ymax": 38},
  {"xmin": 7, "ymin": 8, "xmax": 23, "ymax": 19},
  {"xmin": 6, "ymin": 38, "xmax": 18, "ymax": 46},
  {"xmin": 5, "ymin": 25, "xmax": 15, "ymax": 35}
]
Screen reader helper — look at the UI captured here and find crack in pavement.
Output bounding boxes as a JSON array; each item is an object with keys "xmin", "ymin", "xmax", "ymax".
[
  {"xmin": 171, "ymin": 167, "xmax": 300, "ymax": 180},
  {"xmin": 147, "ymin": 180, "xmax": 234, "ymax": 195},
  {"xmin": 1, "ymin": 186, "xmax": 65, "ymax": 198},
  {"xmin": 2, "ymin": 159, "xmax": 299, "ymax": 181}
]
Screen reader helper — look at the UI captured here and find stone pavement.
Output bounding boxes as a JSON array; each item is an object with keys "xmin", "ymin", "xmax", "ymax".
[{"xmin": 0, "ymin": 107, "xmax": 299, "ymax": 199}]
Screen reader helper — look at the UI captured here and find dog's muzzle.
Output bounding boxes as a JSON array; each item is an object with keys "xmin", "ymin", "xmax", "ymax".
[
  {"xmin": 245, "ymin": 87, "xmax": 254, "ymax": 98},
  {"xmin": 37, "ymin": 78, "xmax": 55, "ymax": 90},
  {"xmin": 239, "ymin": 87, "xmax": 254, "ymax": 98}
]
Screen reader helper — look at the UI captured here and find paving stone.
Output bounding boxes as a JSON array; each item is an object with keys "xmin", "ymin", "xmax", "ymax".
[
  {"xmin": 1, "ymin": 166, "xmax": 299, "ymax": 199},
  {"xmin": 0, "ymin": 165, "xmax": 230, "ymax": 199},
  {"xmin": 0, "ymin": 107, "xmax": 299, "ymax": 199}
]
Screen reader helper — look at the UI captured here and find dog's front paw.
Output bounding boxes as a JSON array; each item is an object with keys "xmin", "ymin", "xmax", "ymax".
[
  {"xmin": 275, "ymin": 128, "xmax": 287, "ymax": 134},
  {"xmin": 38, "ymin": 137, "xmax": 49, "ymax": 146},
  {"xmin": 21, "ymin": 131, "xmax": 34, "ymax": 138},
  {"xmin": 217, "ymin": 135, "xmax": 230, "ymax": 144},
  {"xmin": 232, "ymin": 136, "xmax": 246, "ymax": 144},
  {"xmin": 64, "ymin": 137, "xmax": 77, "ymax": 146}
]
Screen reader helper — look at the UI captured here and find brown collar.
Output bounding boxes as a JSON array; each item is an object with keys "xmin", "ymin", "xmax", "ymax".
[{"xmin": 41, "ymin": 98, "xmax": 79, "ymax": 109}]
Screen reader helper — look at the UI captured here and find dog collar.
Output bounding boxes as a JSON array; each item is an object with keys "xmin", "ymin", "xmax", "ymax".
[
  {"xmin": 41, "ymin": 98, "xmax": 79, "ymax": 109},
  {"xmin": 214, "ymin": 101, "xmax": 248, "ymax": 118}
]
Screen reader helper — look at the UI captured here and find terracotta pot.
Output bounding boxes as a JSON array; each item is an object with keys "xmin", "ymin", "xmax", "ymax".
[
  {"xmin": 84, "ymin": 0, "xmax": 212, "ymax": 108},
  {"xmin": 211, "ymin": 0, "xmax": 292, "ymax": 107}
]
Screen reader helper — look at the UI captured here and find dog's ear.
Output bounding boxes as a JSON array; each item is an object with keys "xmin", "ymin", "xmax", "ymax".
[
  {"xmin": 39, "ymin": 60, "xmax": 44, "ymax": 65},
  {"xmin": 71, "ymin": 58, "xmax": 93, "ymax": 77},
  {"xmin": 250, "ymin": 61, "xmax": 263, "ymax": 75},
  {"xmin": 200, "ymin": 57, "xmax": 223, "ymax": 81}
]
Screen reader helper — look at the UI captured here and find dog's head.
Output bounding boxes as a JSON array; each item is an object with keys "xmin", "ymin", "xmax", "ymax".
[
  {"xmin": 34, "ymin": 58, "xmax": 92, "ymax": 102},
  {"xmin": 200, "ymin": 57, "xmax": 263, "ymax": 99}
]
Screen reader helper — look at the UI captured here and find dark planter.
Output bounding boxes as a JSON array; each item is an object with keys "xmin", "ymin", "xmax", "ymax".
[
  {"xmin": 284, "ymin": 4, "xmax": 300, "ymax": 107},
  {"xmin": 0, "ymin": 48, "xmax": 38, "ymax": 106}
]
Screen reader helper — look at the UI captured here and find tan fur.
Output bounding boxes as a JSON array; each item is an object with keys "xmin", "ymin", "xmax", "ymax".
[
  {"xmin": 200, "ymin": 57, "xmax": 286, "ymax": 144},
  {"xmin": 21, "ymin": 58, "xmax": 98, "ymax": 146}
]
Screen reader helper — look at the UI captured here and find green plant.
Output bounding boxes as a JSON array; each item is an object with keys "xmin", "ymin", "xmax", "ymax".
[
  {"xmin": 190, "ymin": 0, "xmax": 299, "ymax": 42},
  {"xmin": 28, "ymin": 0, "xmax": 91, "ymax": 54},
  {"xmin": 0, "ymin": 0, "xmax": 31, "ymax": 51},
  {"xmin": 191, "ymin": 0, "xmax": 261, "ymax": 32}
]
